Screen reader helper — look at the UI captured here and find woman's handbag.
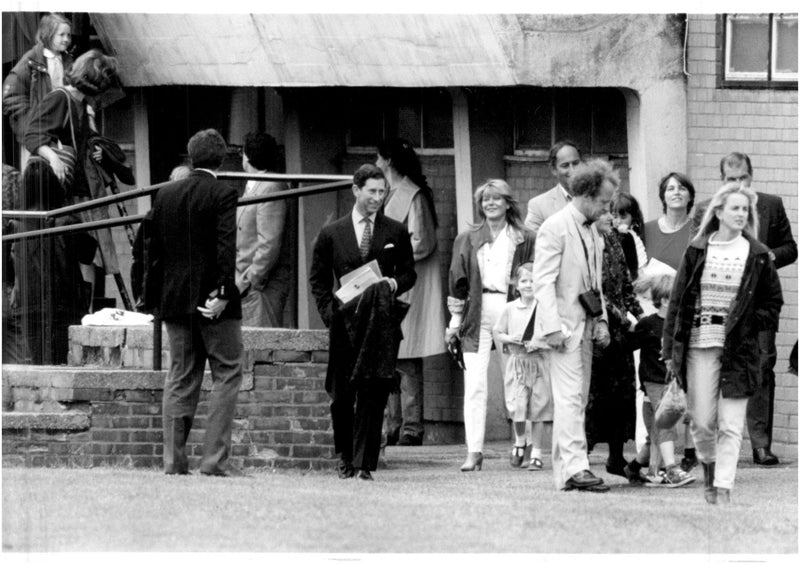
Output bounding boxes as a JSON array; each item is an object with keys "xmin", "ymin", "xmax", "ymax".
[{"xmin": 655, "ymin": 377, "xmax": 687, "ymax": 429}]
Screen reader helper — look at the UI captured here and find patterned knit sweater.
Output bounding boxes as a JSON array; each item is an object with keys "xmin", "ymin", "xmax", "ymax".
[{"xmin": 689, "ymin": 233, "xmax": 750, "ymax": 348}]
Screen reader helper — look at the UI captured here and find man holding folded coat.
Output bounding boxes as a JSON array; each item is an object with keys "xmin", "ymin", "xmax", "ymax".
[{"xmin": 310, "ymin": 164, "xmax": 416, "ymax": 481}]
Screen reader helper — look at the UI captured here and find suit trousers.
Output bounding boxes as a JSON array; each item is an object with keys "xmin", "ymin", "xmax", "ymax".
[
  {"xmin": 331, "ymin": 378, "xmax": 393, "ymax": 471},
  {"xmin": 746, "ymin": 329, "xmax": 777, "ymax": 449},
  {"xmin": 385, "ymin": 357, "xmax": 425, "ymax": 439},
  {"xmin": 686, "ymin": 346, "xmax": 748, "ymax": 490},
  {"xmin": 548, "ymin": 320, "xmax": 594, "ymax": 490},
  {"xmin": 162, "ymin": 316, "xmax": 243, "ymax": 474},
  {"xmin": 462, "ymin": 293, "xmax": 506, "ymax": 453}
]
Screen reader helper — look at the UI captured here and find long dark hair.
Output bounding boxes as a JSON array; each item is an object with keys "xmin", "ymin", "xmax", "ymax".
[{"xmin": 377, "ymin": 138, "xmax": 438, "ymax": 227}]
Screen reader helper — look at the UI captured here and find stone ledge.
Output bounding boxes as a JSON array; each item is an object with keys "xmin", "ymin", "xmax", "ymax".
[
  {"xmin": 2, "ymin": 366, "xmax": 254, "ymax": 393},
  {"xmin": 106, "ymin": 326, "xmax": 330, "ymax": 351},
  {"xmin": 3, "ymin": 412, "xmax": 90, "ymax": 431}
]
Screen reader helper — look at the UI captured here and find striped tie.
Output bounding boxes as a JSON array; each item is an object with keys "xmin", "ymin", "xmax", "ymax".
[{"xmin": 360, "ymin": 217, "xmax": 372, "ymax": 259}]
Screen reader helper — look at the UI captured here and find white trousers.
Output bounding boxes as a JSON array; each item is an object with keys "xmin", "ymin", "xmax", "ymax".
[
  {"xmin": 461, "ymin": 293, "xmax": 506, "ymax": 453},
  {"xmin": 686, "ymin": 347, "xmax": 748, "ymax": 490},
  {"xmin": 548, "ymin": 320, "xmax": 594, "ymax": 490}
]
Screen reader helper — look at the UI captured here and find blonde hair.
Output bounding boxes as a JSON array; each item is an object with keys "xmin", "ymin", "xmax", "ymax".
[
  {"xmin": 693, "ymin": 182, "xmax": 759, "ymax": 241},
  {"xmin": 472, "ymin": 179, "xmax": 524, "ymax": 231}
]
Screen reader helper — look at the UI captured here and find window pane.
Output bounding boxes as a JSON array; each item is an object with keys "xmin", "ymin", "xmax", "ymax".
[
  {"xmin": 422, "ymin": 89, "xmax": 453, "ymax": 148},
  {"xmin": 515, "ymin": 88, "xmax": 552, "ymax": 150},
  {"xmin": 729, "ymin": 15, "xmax": 769, "ymax": 74},
  {"xmin": 554, "ymin": 88, "xmax": 591, "ymax": 154},
  {"xmin": 395, "ymin": 100, "xmax": 421, "ymax": 147},
  {"xmin": 592, "ymin": 89, "xmax": 628, "ymax": 154},
  {"xmin": 774, "ymin": 15, "xmax": 799, "ymax": 75},
  {"xmin": 348, "ymin": 92, "xmax": 384, "ymax": 147}
]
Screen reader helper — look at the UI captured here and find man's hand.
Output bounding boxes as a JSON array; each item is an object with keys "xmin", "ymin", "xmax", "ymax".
[
  {"xmin": 445, "ymin": 326, "xmax": 459, "ymax": 344},
  {"xmin": 197, "ymin": 297, "xmax": 229, "ymax": 319},
  {"xmin": 380, "ymin": 276, "xmax": 398, "ymax": 293},
  {"xmin": 91, "ymin": 146, "xmax": 103, "ymax": 162},
  {"xmin": 545, "ymin": 330, "xmax": 568, "ymax": 350},
  {"xmin": 593, "ymin": 320, "xmax": 611, "ymax": 348}
]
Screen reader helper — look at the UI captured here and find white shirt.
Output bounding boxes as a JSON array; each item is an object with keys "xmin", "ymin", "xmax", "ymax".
[
  {"xmin": 479, "ymin": 225, "xmax": 511, "ymax": 292},
  {"xmin": 43, "ymin": 48, "xmax": 64, "ymax": 88},
  {"xmin": 351, "ymin": 207, "xmax": 377, "ymax": 248}
]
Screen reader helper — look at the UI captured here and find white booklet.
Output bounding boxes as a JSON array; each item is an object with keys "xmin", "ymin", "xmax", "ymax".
[{"xmin": 335, "ymin": 260, "xmax": 382, "ymax": 304}]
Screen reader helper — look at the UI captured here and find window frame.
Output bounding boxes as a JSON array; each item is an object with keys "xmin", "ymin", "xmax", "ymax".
[{"xmin": 720, "ymin": 13, "xmax": 798, "ymax": 89}]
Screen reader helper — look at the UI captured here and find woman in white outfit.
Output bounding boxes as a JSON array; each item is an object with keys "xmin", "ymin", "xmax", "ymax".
[{"xmin": 446, "ymin": 180, "xmax": 536, "ymax": 471}]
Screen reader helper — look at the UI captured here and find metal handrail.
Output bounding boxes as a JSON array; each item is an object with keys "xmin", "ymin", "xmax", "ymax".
[
  {"xmin": 2, "ymin": 171, "xmax": 353, "ymax": 368},
  {"xmin": 2, "ymin": 175, "xmax": 352, "ymax": 241}
]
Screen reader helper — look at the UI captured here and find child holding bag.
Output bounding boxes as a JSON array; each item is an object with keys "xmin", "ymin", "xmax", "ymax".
[
  {"xmin": 493, "ymin": 262, "xmax": 553, "ymax": 470},
  {"xmin": 624, "ymin": 273, "xmax": 695, "ymax": 488}
]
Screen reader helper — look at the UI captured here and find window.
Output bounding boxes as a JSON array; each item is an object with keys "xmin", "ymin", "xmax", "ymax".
[
  {"xmin": 513, "ymin": 87, "xmax": 628, "ymax": 157},
  {"xmin": 724, "ymin": 13, "xmax": 798, "ymax": 85},
  {"xmin": 347, "ymin": 89, "xmax": 454, "ymax": 152}
]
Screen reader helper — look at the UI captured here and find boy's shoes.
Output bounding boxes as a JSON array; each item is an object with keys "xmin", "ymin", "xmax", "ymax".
[
  {"xmin": 623, "ymin": 463, "xmax": 647, "ymax": 485},
  {"xmin": 663, "ymin": 465, "xmax": 696, "ymax": 488},
  {"xmin": 680, "ymin": 455, "xmax": 698, "ymax": 473},
  {"xmin": 510, "ymin": 445, "xmax": 526, "ymax": 468},
  {"xmin": 644, "ymin": 469, "xmax": 668, "ymax": 487},
  {"xmin": 398, "ymin": 434, "xmax": 423, "ymax": 446}
]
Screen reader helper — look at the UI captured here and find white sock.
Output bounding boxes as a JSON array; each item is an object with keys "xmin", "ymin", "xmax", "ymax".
[{"xmin": 530, "ymin": 448, "xmax": 542, "ymax": 459}]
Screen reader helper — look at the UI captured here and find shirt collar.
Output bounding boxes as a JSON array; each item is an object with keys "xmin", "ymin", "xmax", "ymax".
[
  {"xmin": 558, "ymin": 183, "xmax": 572, "ymax": 201},
  {"xmin": 351, "ymin": 207, "xmax": 377, "ymax": 224},
  {"xmin": 568, "ymin": 201, "xmax": 591, "ymax": 227},
  {"xmin": 43, "ymin": 48, "xmax": 57, "ymax": 59}
]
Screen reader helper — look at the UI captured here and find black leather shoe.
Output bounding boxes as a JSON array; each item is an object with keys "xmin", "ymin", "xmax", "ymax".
[
  {"xmin": 398, "ymin": 434, "xmax": 423, "ymax": 446},
  {"xmin": 356, "ymin": 469, "xmax": 374, "ymax": 481},
  {"xmin": 605, "ymin": 457, "xmax": 628, "ymax": 478},
  {"xmin": 385, "ymin": 430, "xmax": 400, "ymax": 446},
  {"xmin": 753, "ymin": 447, "xmax": 779, "ymax": 466},
  {"xmin": 200, "ymin": 466, "xmax": 248, "ymax": 478},
  {"xmin": 565, "ymin": 470, "xmax": 604, "ymax": 489},
  {"xmin": 337, "ymin": 460, "xmax": 355, "ymax": 479}
]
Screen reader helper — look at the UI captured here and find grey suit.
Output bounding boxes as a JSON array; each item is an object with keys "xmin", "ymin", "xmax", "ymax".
[{"xmin": 524, "ymin": 184, "xmax": 571, "ymax": 235}]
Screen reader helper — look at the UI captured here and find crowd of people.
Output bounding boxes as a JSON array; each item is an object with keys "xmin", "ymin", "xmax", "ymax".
[{"xmin": 2, "ymin": 13, "xmax": 796, "ymax": 503}]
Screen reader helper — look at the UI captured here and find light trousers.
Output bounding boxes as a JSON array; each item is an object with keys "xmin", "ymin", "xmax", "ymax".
[
  {"xmin": 686, "ymin": 347, "xmax": 748, "ymax": 490},
  {"xmin": 462, "ymin": 293, "xmax": 506, "ymax": 453},
  {"xmin": 548, "ymin": 320, "xmax": 594, "ymax": 490}
]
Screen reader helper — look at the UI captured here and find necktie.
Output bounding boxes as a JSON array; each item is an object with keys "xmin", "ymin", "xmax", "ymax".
[{"xmin": 360, "ymin": 217, "xmax": 372, "ymax": 259}]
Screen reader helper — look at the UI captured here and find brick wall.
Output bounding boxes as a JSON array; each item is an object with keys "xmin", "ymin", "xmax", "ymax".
[
  {"xmin": 2, "ymin": 328, "xmax": 335, "ymax": 470},
  {"xmin": 687, "ymin": 14, "xmax": 798, "ymax": 459}
]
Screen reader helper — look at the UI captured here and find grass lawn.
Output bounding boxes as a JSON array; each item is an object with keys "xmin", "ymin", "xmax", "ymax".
[{"xmin": 2, "ymin": 441, "xmax": 797, "ymax": 557}]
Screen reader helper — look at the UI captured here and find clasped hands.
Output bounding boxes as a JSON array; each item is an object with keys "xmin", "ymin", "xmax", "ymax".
[
  {"xmin": 197, "ymin": 294, "xmax": 228, "ymax": 319},
  {"xmin": 543, "ymin": 320, "xmax": 610, "ymax": 351}
]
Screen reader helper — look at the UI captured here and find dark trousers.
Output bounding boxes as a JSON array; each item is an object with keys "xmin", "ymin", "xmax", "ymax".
[
  {"xmin": 162, "ymin": 315, "xmax": 243, "ymax": 474},
  {"xmin": 331, "ymin": 378, "xmax": 393, "ymax": 471},
  {"xmin": 746, "ymin": 330, "xmax": 777, "ymax": 449},
  {"xmin": 385, "ymin": 357, "xmax": 425, "ymax": 440}
]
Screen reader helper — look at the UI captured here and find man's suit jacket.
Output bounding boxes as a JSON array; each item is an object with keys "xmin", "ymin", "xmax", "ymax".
[
  {"xmin": 525, "ymin": 184, "xmax": 570, "ymax": 235},
  {"xmin": 310, "ymin": 211, "xmax": 416, "ymax": 392},
  {"xmin": 533, "ymin": 203, "xmax": 607, "ymax": 352},
  {"xmin": 692, "ymin": 190, "xmax": 797, "ymax": 270},
  {"xmin": 235, "ymin": 180, "xmax": 291, "ymax": 293},
  {"xmin": 143, "ymin": 169, "xmax": 241, "ymax": 320}
]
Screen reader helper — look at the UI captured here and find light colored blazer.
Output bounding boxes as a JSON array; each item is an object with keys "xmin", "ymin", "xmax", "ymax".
[
  {"xmin": 235, "ymin": 180, "xmax": 287, "ymax": 293},
  {"xmin": 524, "ymin": 184, "xmax": 570, "ymax": 235},
  {"xmin": 532, "ymin": 203, "xmax": 607, "ymax": 351}
]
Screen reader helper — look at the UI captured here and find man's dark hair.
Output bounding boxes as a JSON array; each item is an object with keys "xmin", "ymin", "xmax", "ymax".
[
  {"xmin": 243, "ymin": 132, "xmax": 279, "ymax": 171},
  {"xmin": 548, "ymin": 140, "xmax": 581, "ymax": 168},
  {"xmin": 719, "ymin": 152, "xmax": 753, "ymax": 178},
  {"xmin": 188, "ymin": 129, "xmax": 227, "ymax": 170},
  {"xmin": 570, "ymin": 159, "xmax": 619, "ymax": 199},
  {"xmin": 353, "ymin": 163, "xmax": 385, "ymax": 189},
  {"xmin": 657, "ymin": 172, "xmax": 696, "ymax": 215}
]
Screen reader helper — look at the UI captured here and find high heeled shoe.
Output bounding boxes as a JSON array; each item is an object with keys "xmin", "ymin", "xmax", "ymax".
[{"xmin": 460, "ymin": 452, "xmax": 483, "ymax": 472}]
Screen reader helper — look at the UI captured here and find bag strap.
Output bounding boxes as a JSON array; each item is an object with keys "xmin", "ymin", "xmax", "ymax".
[
  {"xmin": 521, "ymin": 303, "xmax": 537, "ymax": 342},
  {"xmin": 56, "ymin": 87, "xmax": 78, "ymax": 150}
]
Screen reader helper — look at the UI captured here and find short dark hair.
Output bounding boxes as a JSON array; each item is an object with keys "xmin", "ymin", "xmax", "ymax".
[
  {"xmin": 615, "ymin": 192, "xmax": 645, "ymax": 234},
  {"xmin": 243, "ymin": 132, "xmax": 279, "ymax": 171},
  {"xmin": 353, "ymin": 164, "xmax": 385, "ymax": 189},
  {"xmin": 66, "ymin": 49, "xmax": 118, "ymax": 96},
  {"xmin": 657, "ymin": 172, "xmax": 696, "ymax": 215},
  {"xmin": 719, "ymin": 152, "xmax": 753, "ymax": 178},
  {"xmin": 188, "ymin": 129, "xmax": 227, "ymax": 170},
  {"xmin": 570, "ymin": 159, "xmax": 620, "ymax": 199},
  {"xmin": 548, "ymin": 140, "xmax": 581, "ymax": 168},
  {"xmin": 36, "ymin": 13, "xmax": 70, "ymax": 51}
]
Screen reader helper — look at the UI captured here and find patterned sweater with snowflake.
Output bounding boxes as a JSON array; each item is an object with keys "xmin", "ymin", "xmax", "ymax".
[{"xmin": 689, "ymin": 234, "xmax": 750, "ymax": 348}]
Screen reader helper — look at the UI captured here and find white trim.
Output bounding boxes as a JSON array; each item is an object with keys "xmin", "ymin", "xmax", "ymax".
[{"xmin": 450, "ymin": 87, "xmax": 473, "ymax": 233}]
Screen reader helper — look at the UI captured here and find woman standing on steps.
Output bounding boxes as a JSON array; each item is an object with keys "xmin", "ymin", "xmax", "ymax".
[{"xmin": 446, "ymin": 179, "xmax": 535, "ymax": 472}]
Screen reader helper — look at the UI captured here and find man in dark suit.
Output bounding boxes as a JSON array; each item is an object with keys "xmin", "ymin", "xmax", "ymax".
[
  {"xmin": 310, "ymin": 164, "xmax": 416, "ymax": 481},
  {"xmin": 692, "ymin": 152, "xmax": 797, "ymax": 466},
  {"xmin": 143, "ymin": 129, "xmax": 244, "ymax": 477}
]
